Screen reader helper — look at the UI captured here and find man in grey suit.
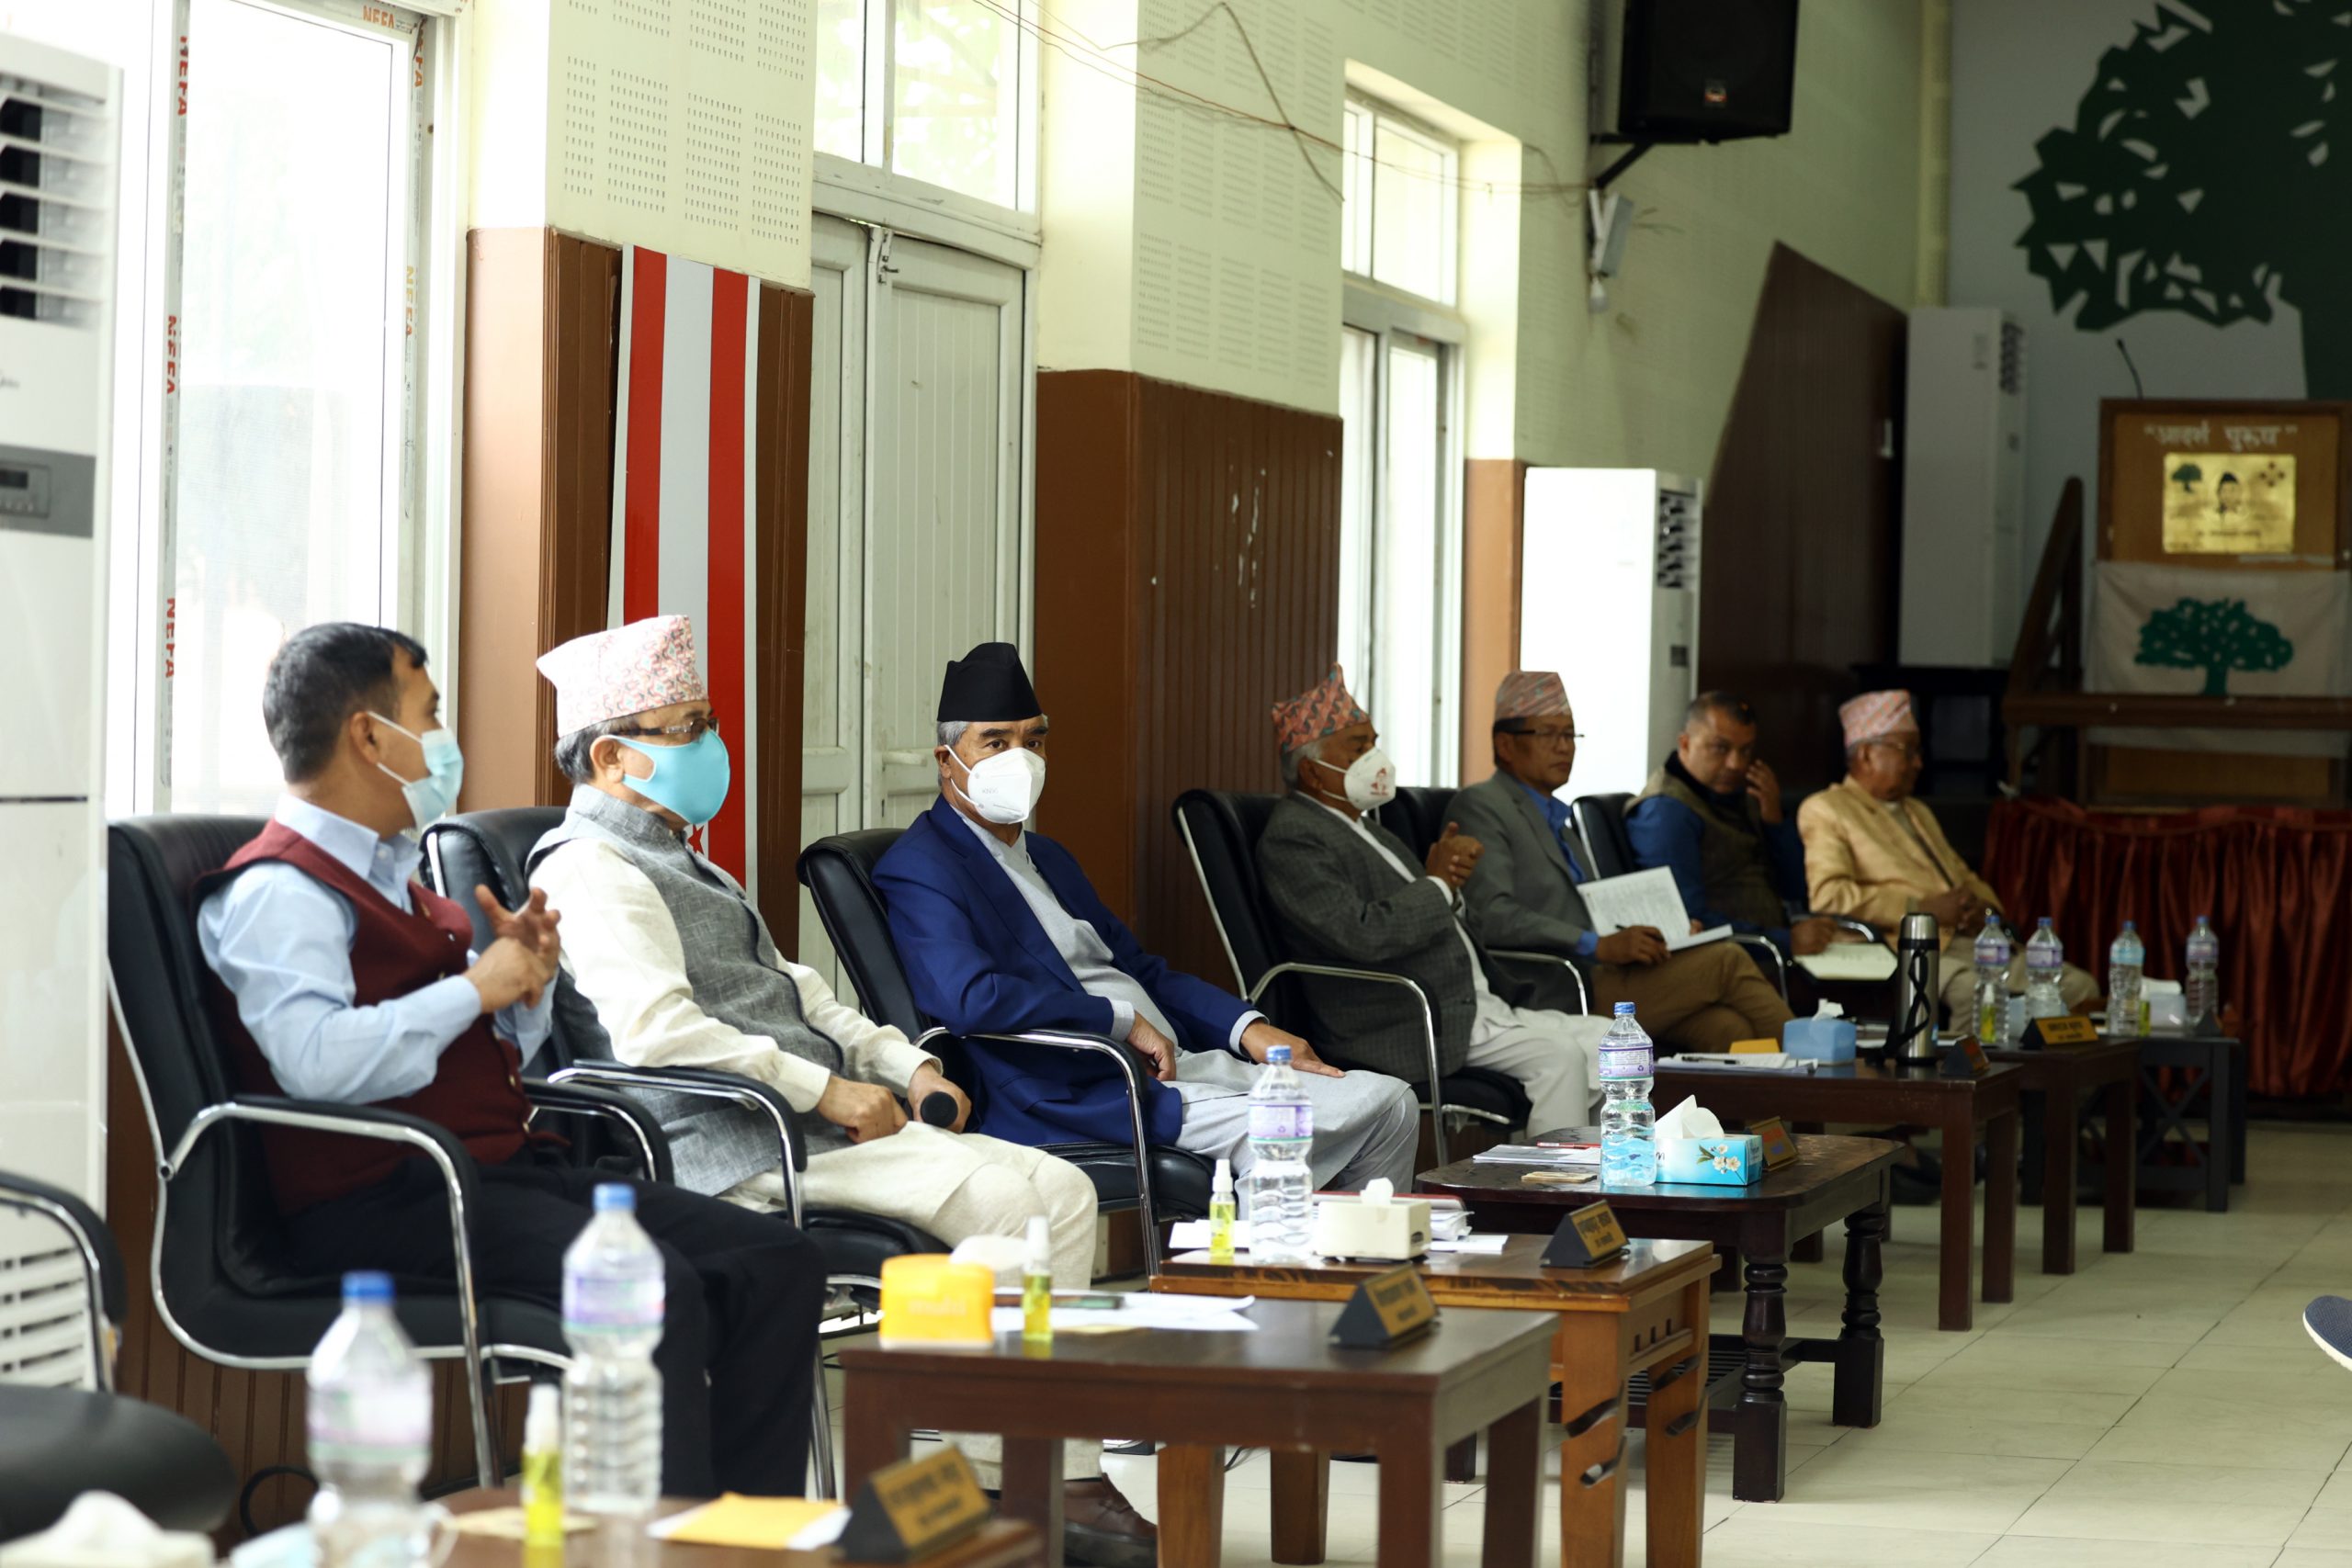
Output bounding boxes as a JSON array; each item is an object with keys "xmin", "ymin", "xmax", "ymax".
[
  {"xmin": 1452, "ymin": 671, "xmax": 1792, "ymax": 1054},
  {"xmin": 1254, "ymin": 666, "xmax": 1605, "ymax": 1133}
]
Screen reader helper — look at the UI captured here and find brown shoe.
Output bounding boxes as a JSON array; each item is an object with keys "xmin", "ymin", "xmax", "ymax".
[{"xmin": 1063, "ymin": 1475, "xmax": 1157, "ymax": 1568}]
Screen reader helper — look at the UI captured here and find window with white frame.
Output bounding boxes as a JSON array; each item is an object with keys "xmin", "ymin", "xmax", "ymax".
[
  {"xmin": 1338, "ymin": 93, "xmax": 1464, "ymax": 786},
  {"xmin": 815, "ymin": 0, "xmax": 1029, "ymax": 211},
  {"xmin": 157, "ymin": 0, "xmax": 437, "ymax": 813}
]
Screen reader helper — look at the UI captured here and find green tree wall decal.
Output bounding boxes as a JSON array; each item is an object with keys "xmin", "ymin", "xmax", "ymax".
[
  {"xmin": 2135, "ymin": 596, "xmax": 2294, "ymax": 694},
  {"xmin": 2014, "ymin": 3, "xmax": 2352, "ymax": 394}
]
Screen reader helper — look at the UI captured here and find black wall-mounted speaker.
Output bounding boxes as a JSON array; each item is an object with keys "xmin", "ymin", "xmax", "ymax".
[{"xmin": 1616, "ymin": 0, "xmax": 1800, "ymax": 144}]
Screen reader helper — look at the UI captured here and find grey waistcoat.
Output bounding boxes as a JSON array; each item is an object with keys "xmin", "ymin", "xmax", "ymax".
[{"xmin": 530, "ymin": 786, "xmax": 849, "ymax": 1193}]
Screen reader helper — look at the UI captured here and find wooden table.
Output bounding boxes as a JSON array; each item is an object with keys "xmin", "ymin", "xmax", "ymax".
[
  {"xmin": 2077, "ymin": 1029, "xmax": 2246, "ymax": 1213},
  {"xmin": 1986, "ymin": 1039, "xmax": 2139, "ymax": 1272},
  {"xmin": 838, "ymin": 1300, "xmax": 1557, "ymax": 1568},
  {"xmin": 1650, "ymin": 1058, "xmax": 2023, "ymax": 1332},
  {"xmin": 1424, "ymin": 1134, "xmax": 1897, "ymax": 1503},
  {"xmin": 1151, "ymin": 1237, "xmax": 1715, "ymax": 1568},
  {"xmin": 441, "ymin": 1487, "xmax": 1045, "ymax": 1568}
]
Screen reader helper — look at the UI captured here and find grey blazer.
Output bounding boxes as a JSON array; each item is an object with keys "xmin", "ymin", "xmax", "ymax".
[
  {"xmin": 1254, "ymin": 792, "xmax": 1491, "ymax": 1085},
  {"xmin": 1452, "ymin": 773, "xmax": 1604, "ymax": 956}
]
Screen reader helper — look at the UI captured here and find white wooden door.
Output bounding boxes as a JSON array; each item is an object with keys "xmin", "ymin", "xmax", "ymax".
[
  {"xmin": 864, "ymin": 234, "xmax": 1026, "ymax": 829},
  {"xmin": 798, "ymin": 223, "xmax": 1026, "ymax": 988},
  {"xmin": 797, "ymin": 219, "xmax": 867, "ymax": 994}
]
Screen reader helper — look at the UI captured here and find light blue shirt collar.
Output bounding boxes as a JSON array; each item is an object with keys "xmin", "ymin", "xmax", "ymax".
[{"xmin": 273, "ymin": 795, "xmax": 422, "ymax": 909}]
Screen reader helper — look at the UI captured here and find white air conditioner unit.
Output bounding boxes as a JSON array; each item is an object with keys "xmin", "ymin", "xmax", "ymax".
[
  {"xmin": 1899, "ymin": 307, "xmax": 2026, "ymax": 667},
  {"xmin": 0, "ymin": 30, "xmax": 119, "ymax": 1387},
  {"xmin": 1519, "ymin": 468, "xmax": 1701, "ymax": 799}
]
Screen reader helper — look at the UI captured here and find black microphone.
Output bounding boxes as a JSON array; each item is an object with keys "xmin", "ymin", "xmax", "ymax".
[{"xmin": 917, "ymin": 1091, "xmax": 959, "ymax": 1128}]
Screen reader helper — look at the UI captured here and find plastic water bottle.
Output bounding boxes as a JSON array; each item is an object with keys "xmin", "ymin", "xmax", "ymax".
[
  {"xmin": 1973, "ymin": 918, "xmax": 2014, "ymax": 1045},
  {"xmin": 305, "ymin": 1272, "xmax": 434, "ymax": 1568},
  {"xmin": 1246, "ymin": 1046, "xmax": 1315, "ymax": 1262},
  {"xmin": 2023, "ymin": 918, "xmax": 2067, "ymax": 1021},
  {"xmin": 1600, "ymin": 1003, "xmax": 1657, "ymax": 1187},
  {"xmin": 2108, "ymin": 921, "xmax": 2148, "ymax": 1038},
  {"xmin": 2185, "ymin": 915, "xmax": 2222, "ymax": 1028},
  {"xmin": 563, "ymin": 1184, "xmax": 665, "ymax": 1516}
]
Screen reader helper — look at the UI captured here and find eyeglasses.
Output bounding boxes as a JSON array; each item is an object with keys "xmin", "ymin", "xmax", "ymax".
[
  {"xmin": 1501, "ymin": 725, "xmax": 1583, "ymax": 748},
  {"xmin": 614, "ymin": 716, "xmax": 722, "ymax": 743}
]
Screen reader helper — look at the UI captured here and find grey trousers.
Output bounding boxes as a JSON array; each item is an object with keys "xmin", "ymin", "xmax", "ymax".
[{"xmin": 1167, "ymin": 1050, "xmax": 1421, "ymax": 1192}]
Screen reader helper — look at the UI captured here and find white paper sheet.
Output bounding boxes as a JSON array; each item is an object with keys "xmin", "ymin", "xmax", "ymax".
[
  {"xmin": 1469, "ymin": 1144, "xmax": 1601, "ymax": 1166},
  {"xmin": 988, "ymin": 1295, "xmax": 1260, "ymax": 1332},
  {"xmin": 1795, "ymin": 943, "xmax": 1898, "ymax": 981},
  {"xmin": 1576, "ymin": 867, "xmax": 1729, "ymax": 951}
]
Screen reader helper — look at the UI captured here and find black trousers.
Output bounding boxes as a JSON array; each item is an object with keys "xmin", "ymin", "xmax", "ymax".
[{"xmin": 286, "ymin": 1147, "xmax": 826, "ymax": 1497}]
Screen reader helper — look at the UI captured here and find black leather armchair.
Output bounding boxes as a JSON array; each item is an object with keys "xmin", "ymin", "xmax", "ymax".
[
  {"xmin": 105, "ymin": 816, "xmax": 671, "ymax": 1492},
  {"xmin": 797, "ymin": 830, "xmax": 1214, "ymax": 1276},
  {"xmin": 0, "ymin": 1168, "xmax": 237, "ymax": 1541},
  {"xmin": 1172, "ymin": 789, "xmax": 1531, "ymax": 1167},
  {"xmin": 1376, "ymin": 785, "xmax": 1595, "ymax": 1015}
]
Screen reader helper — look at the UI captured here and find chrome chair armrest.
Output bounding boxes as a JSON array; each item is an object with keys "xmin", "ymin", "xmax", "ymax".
[
  {"xmin": 968, "ymin": 1030, "xmax": 1168, "ymax": 1271},
  {"xmin": 1803, "ymin": 913, "xmax": 1890, "ymax": 946},
  {"xmin": 520, "ymin": 1077, "xmax": 674, "ymax": 1186},
  {"xmin": 548, "ymin": 1063, "xmax": 807, "ymax": 1220},
  {"xmin": 165, "ymin": 1097, "xmax": 504, "ymax": 1487},
  {"xmin": 1730, "ymin": 934, "xmax": 1792, "ymax": 1001},
  {"xmin": 1246, "ymin": 961, "xmax": 1453, "ymax": 1165},
  {"xmin": 1486, "ymin": 948, "xmax": 1594, "ymax": 1015},
  {"xmin": 0, "ymin": 1171, "xmax": 120, "ymax": 1390}
]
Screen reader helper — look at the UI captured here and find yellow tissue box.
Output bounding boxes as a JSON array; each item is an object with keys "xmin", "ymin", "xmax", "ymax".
[{"xmin": 878, "ymin": 1255, "xmax": 996, "ymax": 1348}]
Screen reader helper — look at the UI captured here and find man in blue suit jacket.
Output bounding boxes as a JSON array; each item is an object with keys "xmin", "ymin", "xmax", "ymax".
[{"xmin": 875, "ymin": 642, "xmax": 1418, "ymax": 1193}]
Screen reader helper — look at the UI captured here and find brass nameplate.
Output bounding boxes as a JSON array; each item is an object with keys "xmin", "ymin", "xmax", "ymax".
[
  {"xmin": 1941, "ymin": 1035, "xmax": 1995, "ymax": 1077},
  {"xmin": 2022, "ymin": 1015, "xmax": 2098, "ymax": 1048},
  {"xmin": 838, "ymin": 1449, "xmax": 989, "ymax": 1562},
  {"xmin": 1331, "ymin": 1263, "xmax": 1439, "ymax": 1348},
  {"xmin": 1749, "ymin": 1116, "xmax": 1800, "ymax": 1171},
  {"xmin": 1543, "ymin": 1200, "xmax": 1628, "ymax": 1269}
]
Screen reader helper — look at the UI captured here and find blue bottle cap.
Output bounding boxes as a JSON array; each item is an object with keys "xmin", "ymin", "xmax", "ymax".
[
  {"xmin": 2122, "ymin": 920, "xmax": 2136, "ymax": 931},
  {"xmin": 2039, "ymin": 917, "xmax": 2054, "ymax": 928},
  {"xmin": 593, "ymin": 1183, "xmax": 636, "ymax": 1213},
  {"xmin": 343, "ymin": 1271, "xmax": 392, "ymax": 1304},
  {"xmin": 1613, "ymin": 1002, "xmax": 1637, "ymax": 1017},
  {"xmin": 1266, "ymin": 1044, "xmax": 1292, "ymax": 1064}
]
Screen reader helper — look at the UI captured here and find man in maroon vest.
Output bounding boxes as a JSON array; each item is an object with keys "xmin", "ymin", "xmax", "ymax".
[{"xmin": 196, "ymin": 622, "xmax": 824, "ymax": 1498}]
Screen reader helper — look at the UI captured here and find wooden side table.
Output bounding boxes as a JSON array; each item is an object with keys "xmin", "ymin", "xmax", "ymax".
[
  {"xmin": 1424, "ymin": 1134, "xmax": 1899, "ymax": 1503},
  {"xmin": 1152, "ymin": 1236, "xmax": 1715, "ymax": 1568},
  {"xmin": 1987, "ymin": 1038, "xmax": 2138, "ymax": 1272},
  {"xmin": 1649, "ymin": 1059, "xmax": 2023, "ymax": 1331},
  {"xmin": 2077, "ymin": 1031, "xmax": 2245, "ymax": 1213},
  {"xmin": 838, "ymin": 1300, "xmax": 1557, "ymax": 1568}
]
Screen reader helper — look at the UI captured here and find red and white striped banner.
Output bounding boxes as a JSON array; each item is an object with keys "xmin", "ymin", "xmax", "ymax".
[{"xmin": 608, "ymin": 245, "xmax": 761, "ymax": 892}]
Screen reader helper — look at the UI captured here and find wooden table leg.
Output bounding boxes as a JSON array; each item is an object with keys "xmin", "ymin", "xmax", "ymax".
[
  {"xmin": 1835, "ymin": 1201, "xmax": 1886, "ymax": 1427},
  {"xmin": 1733, "ymin": 1250, "xmax": 1790, "ymax": 1502},
  {"xmin": 1158, "ymin": 1445, "xmax": 1226, "ymax": 1568},
  {"xmin": 1268, "ymin": 1451, "xmax": 1329, "ymax": 1566},
  {"xmin": 2103, "ymin": 1073, "xmax": 2136, "ymax": 1253},
  {"xmin": 2207, "ymin": 1043, "xmax": 2236, "ymax": 1212},
  {"xmin": 2041, "ymin": 1082, "xmax": 2080, "ymax": 1275},
  {"xmin": 1555, "ymin": 1315, "xmax": 1629, "ymax": 1568},
  {"xmin": 1444, "ymin": 1434, "xmax": 1478, "ymax": 1483},
  {"xmin": 838, "ymin": 1375, "xmax": 910, "ymax": 1497},
  {"xmin": 1481, "ymin": 1399, "xmax": 1542, "ymax": 1568},
  {"xmin": 1001, "ymin": 1436, "xmax": 1066, "ymax": 1568},
  {"xmin": 1375, "ymin": 1419, "xmax": 1443, "ymax": 1568},
  {"xmin": 1791, "ymin": 1122, "xmax": 1826, "ymax": 1264},
  {"xmin": 1642, "ymin": 1276, "xmax": 1708, "ymax": 1568},
  {"xmin": 1937, "ymin": 1110, "xmax": 1975, "ymax": 1333},
  {"xmin": 1984, "ymin": 1106, "xmax": 2018, "ymax": 1305}
]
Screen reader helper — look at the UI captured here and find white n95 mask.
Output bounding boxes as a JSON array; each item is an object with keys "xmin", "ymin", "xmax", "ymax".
[
  {"xmin": 950, "ymin": 746, "xmax": 1047, "ymax": 825},
  {"xmin": 1311, "ymin": 746, "xmax": 1396, "ymax": 813}
]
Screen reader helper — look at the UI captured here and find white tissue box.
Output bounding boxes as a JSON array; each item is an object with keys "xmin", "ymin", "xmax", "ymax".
[
  {"xmin": 1657, "ymin": 1134, "xmax": 1765, "ymax": 1185},
  {"xmin": 1313, "ymin": 1194, "xmax": 1430, "ymax": 1260}
]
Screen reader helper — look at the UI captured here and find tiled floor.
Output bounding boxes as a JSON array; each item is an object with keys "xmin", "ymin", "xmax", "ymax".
[{"xmin": 1045, "ymin": 1122, "xmax": 2352, "ymax": 1565}]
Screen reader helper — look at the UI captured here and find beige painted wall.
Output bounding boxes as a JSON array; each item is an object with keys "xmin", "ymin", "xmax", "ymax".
[{"xmin": 1038, "ymin": 0, "xmax": 1930, "ymax": 479}]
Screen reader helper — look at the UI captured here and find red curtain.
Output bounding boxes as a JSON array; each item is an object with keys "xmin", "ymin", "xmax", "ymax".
[{"xmin": 1982, "ymin": 798, "xmax": 2352, "ymax": 1099}]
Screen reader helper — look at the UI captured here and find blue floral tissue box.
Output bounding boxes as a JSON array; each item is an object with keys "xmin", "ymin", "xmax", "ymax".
[{"xmin": 1656, "ymin": 1134, "xmax": 1765, "ymax": 1186}]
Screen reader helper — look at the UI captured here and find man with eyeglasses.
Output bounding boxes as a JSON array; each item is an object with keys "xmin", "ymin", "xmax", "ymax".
[
  {"xmin": 1626, "ymin": 693, "xmax": 1843, "ymax": 959},
  {"xmin": 1451, "ymin": 671, "xmax": 1793, "ymax": 1053},
  {"xmin": 1799, "ymin": 690, "xmax": 2095, "ymax": 1019},
  {"xmin": 527, "ymin": 620, "xmax": 1150, "ymax": 1567}
]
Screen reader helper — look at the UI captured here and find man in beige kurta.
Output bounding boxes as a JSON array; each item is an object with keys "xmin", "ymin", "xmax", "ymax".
[{"xmin": 1799, "ymin": 689, "xmax": 2097, "ymax": 1021}]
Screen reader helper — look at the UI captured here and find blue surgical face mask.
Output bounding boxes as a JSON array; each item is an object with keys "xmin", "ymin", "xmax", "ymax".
[
  {"xmin": 616, "ymin": 730, "xmax": 732, "ymax": 827},
  {"xmin": 368, "ymin": 713, "xmax": 465, "ymax": 836}
]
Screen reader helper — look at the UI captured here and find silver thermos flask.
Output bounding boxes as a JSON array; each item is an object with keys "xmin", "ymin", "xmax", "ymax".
[{"xmin": 1888, "ymin": 912, "xmax": 1942, "ymax": 1064}]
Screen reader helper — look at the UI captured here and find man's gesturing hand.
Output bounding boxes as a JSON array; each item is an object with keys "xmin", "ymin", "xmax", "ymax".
[
  {"xmin": 1126, "ymin": 1017, "xmax": 1182, "ymax": 1082},
  {"xmin": 1424, "ymin": 822, "xmax": 1484, "ymax": 889},
  {"xmin": 466, "ymin": 885, "xmax": 560, "ymax": 1010},
  {"xmin": 1745, "ymin": 760, "xmax": 1786, "ymax": 824}
]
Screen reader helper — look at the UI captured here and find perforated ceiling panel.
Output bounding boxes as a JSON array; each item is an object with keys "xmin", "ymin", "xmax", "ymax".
[{"xmin": 549, "ymin": 0, "xmax": 811, "ymax": 286}]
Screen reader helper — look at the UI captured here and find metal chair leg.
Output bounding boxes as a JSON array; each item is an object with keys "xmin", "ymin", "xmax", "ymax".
[{"xmin": 808, "ymin": 1351, "xmax": 838, "ymax": 1499}]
